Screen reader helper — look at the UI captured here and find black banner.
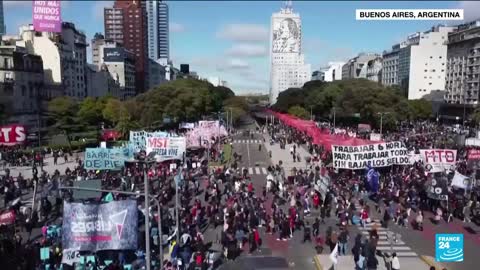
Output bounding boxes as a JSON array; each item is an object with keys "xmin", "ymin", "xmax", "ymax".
[
  {"xmin": 62, "ymin": 200, "xmax": 138, "ymax": 251},
  {"xmin": 427, "ymin": 174, "xmax": 448, "ymax": 200}
]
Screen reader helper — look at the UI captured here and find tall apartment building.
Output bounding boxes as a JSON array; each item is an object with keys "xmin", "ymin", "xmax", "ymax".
[
  {"xmin": 381, "ymin": 44, "xmax": 400, "ymax": 86},
  {"xmin": 105, "ymin": 0, "xmax": 148, "ymax": 93},
  {"xmin": 341, "ymin": 53, "xmax": 380, "ymax": 80},
  {"xmin": 445, "ymin": 21, "xmax": 480, "ymax": 104},
  {"xmin": 269, "ymin": 1, "xmax": 311, "ymax": 105},
  {"xmin": 0, "ymin": 1, "xmax": 5, "ymax": 36},
  {"xmin": 397, "ymin": 26, "xmax": 454, "ymax": 100},
  {"xmin": 16, "ymin": 22, "xmax": 88, "ymax": 100},
  {"xmin": 146, "ymin": 0, "xmax": 169, "ymax": 64},
  {"xmin": 0, "ymin": 44, "xmax": 44, "ymax": 127}
]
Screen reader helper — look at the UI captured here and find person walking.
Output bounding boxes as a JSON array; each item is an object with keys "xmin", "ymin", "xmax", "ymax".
[
  {"xmin": 338, "ymin": 227, "xmax": 349, "ymax": 256},
  {"xmin": 391, "ymin": 253, "xmax": 400, "ymax": 270},
  {"xmin": 415, "ymin": 210, "xmax": 423, "ymax": 231},
  {"xmin": 303, "ymin": 221, "xmax": 312, "ymax": 243}
]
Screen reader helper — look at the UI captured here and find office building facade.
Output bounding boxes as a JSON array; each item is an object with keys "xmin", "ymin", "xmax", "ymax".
[
  {"xmin": 445, "ymin": 21, "xmax": 480, "ymax": 104},
  {"xmin": 105, "ymin": 0, "xmax": 148, "ymax": 93}
]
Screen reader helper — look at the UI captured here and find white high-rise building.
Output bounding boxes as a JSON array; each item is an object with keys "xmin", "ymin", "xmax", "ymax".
[
  {"xmin": 399, "ymin": 26, "xmax": 455, "ymax": 100},
  {"xmin": 269, "ymin": 1, "xmax": 311, "ymax": 105}
]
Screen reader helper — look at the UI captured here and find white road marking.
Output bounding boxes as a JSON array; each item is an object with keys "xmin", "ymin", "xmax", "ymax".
[
  {"xmin": 261, "ymin": 167, "xmax": 267, "ymax": 174},
  {"xmin": 248, "ymin": 168, "xmax": 253, "ymax": 174},
  {"xmin": 255, "ymin": 167, "xmax": 261, "ymax": 174},
  {"xmin": 376, "ymin": 246, "xmax": 411, "ymax": 251}
]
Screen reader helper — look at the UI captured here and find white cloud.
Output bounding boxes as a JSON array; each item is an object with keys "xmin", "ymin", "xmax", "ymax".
[
  {"xmin": 8, "ymin": 18, "xmax": 31, "ymax": 35},
  {"xmin": 170, "ymin": 22, "xmax": 186, "ymax": 33},
  {"xmin": 219, "ymin": 58, "xmax": 250, "ymax": 70},
  {"xmin": 216, "ymin": 24, "xmax": 269, "ymax": 42},
  {"xmin": 226, "ymin": 44, "xmax": 267, "ymax": 58},
  {"xmin": 458, "ymin": 1, "xmax": 480, "ymax": 22},
  {"xmin": 92, "ymin": 1, "xmax": 114, "ymax": 22}
]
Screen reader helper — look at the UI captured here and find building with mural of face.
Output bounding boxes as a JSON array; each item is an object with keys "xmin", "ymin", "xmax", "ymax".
[{"xmin": 269, "ymin": 1, "xmax": 311, "ymax": 105}]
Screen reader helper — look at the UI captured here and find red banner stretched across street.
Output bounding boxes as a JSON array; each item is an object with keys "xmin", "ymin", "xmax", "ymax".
[{"xmin": 267, "ymin": 110, "xmax": 380, "ymax": 151}]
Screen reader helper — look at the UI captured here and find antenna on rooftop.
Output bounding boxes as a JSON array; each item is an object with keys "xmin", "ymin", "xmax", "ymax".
[{"xmin": 284, "ymin": 0, "xmax": 293, "ymax": 10}]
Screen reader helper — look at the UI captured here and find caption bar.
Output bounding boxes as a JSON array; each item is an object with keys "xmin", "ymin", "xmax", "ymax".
[{"xmin": 356, "ymin": 9, "xmax": 464, "ymax": 20}]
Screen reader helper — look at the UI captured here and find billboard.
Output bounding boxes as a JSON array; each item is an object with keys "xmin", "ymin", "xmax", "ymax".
[
  {"xmin": 103, "ymin": 48, "xmax": 125, "ymax": 62},
  {"xmin": 0, "ymin": 125, "xmax": 26, "ymax": 146},
  {"xmin": 272, "ymin": 16, "xmax": 301, "ymax": 53},
  {"xmin": 62, "ymin": 200, "xmax": 138, "ymax": 251},
  {"xmin": 33, "ymin": 1, "xmax": 62, "ymax": 33}
]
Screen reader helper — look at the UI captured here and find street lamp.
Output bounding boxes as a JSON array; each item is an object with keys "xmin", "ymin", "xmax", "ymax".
[
  {"xmin": 332, "ymin": 107, "xmax": 336, "ymax": 129},
  {"xmin": 377, "ymin": 112, "xmax": 390, "ymax": 136},
  {"xmin": 137, "ymin": 153, "xmax": 157, "ymax": 270}
]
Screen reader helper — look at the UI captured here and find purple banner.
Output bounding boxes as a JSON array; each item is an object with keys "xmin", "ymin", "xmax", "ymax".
[{"xmin": 33, "ymin": 1, "xmax": 62, "ymax": 33}]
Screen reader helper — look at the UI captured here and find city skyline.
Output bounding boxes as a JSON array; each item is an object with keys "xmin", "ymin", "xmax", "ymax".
[{"xmin": 3, "ymin": 0, "xmax": 480, "ymax": 94}]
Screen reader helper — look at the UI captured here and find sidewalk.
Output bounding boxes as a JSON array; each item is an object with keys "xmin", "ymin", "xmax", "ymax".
[
  {"xmin": 262, "ymin": 133, "xmax": 313, "ymax": 172},
  {"xmin": 1, "ymin": 154, "xmax": 81, "ymax": 178}
]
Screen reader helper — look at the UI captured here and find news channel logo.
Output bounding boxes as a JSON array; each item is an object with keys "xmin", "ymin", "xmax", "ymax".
[{"xmin": 435, "ymin": 234, "xmax": 463, "ymax": 262}]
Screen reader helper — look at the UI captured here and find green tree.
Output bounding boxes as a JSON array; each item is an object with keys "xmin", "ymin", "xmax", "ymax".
[
  {"xmin": 131, "ymin": 78, "xmax": 236, "ymax": 127},
  {"xmin": 102, "ymin": 98, "xmax": 124, "ymax": 125},
  {"xmin": 408, "ymin": 99, "xmax": 433, "ymax": 120},
  {"xmin": 225, "ymin": 106, "xmax": 246, "ymax": 125},
  {"xmin": 288, "ymin": 105, "xmax": 309, "ymax": 119},
  {"xmin": 47, "ymin": 96, "xmax": 80, "ymax": 130},
  {"xmin": 77, "ymin": 97, "xmax": 110, "ymax": 125},
  {"xmin": 47, "ymin": 96, "xmax": 81, "ymax": 146}
]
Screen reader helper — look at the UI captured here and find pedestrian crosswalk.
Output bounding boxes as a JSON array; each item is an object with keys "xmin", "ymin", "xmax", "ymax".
[
  {"xmin": 233, "ymin": 139, "xmax": 262, "ymax": 144},
  {"xmin": 355, "ymin": 218, "xmax": 418, "ymax": 257},
  {"xmin": 236, "ymin": 167, "xmax": 269, "ymax": 175}
]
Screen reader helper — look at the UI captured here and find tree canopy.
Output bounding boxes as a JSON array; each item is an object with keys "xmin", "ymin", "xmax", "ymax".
[
  {"xmin": 273, "ymin": 79, "xmax": 434, "ymax": 130},
  {"xmin": 47, "ymin": 79, "xmax": 240, "ymax": 139}
]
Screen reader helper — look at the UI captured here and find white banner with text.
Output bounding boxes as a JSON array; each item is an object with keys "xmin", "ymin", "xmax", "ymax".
[
  {"xmin": 332, "ymin": 142, "xmax": 410, "ymax": 169},
  {"xmin": 146, "ymin": 136, "xmax": 186, "ymax": 161},
  {"xmin": 419, "ymin": 149, "xmax": 457, "ymax": 172}
]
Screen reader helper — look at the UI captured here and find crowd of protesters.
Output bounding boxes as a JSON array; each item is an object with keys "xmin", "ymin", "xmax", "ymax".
[{"xmin": 1, "ymin": 118, "xmax": 480, "ymax": 270}]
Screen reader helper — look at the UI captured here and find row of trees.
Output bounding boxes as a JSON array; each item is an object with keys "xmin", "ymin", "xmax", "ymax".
[
  {"xmin": 47, "ymin": 79, "xmax": 245, "ymax": 139},
  {"xmin": 273, "ymin": 79, "xmax": 433, "ymax": 131}
]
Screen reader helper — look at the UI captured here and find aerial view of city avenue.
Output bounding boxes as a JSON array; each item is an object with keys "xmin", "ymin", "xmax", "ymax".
[{"xmin": 2, "ymin": 0, "xmax": 480, "ymax": 270}]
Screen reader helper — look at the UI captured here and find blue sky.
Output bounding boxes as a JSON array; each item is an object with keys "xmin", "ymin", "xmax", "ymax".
[{"xmin": 4, "ymin": 1, "xmax": 480, "ymax": 95}]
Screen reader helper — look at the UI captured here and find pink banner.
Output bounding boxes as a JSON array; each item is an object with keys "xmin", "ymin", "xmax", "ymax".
[
  {"xmin": 186, "ymin": 124, "xmax": 227, "ymax": 148},
  {"xmin": 33, "ymin": 1, "xmax": 62, "ymax": 33},
  {"xmin": 0, "ymin": 210, "xmax": 16, "ymax": 225}
]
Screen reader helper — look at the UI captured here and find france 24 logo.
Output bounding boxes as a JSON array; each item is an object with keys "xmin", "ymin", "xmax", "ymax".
[{"xmin": 435, "ymin": 234, "xmax": 463, "ymax": 262}]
